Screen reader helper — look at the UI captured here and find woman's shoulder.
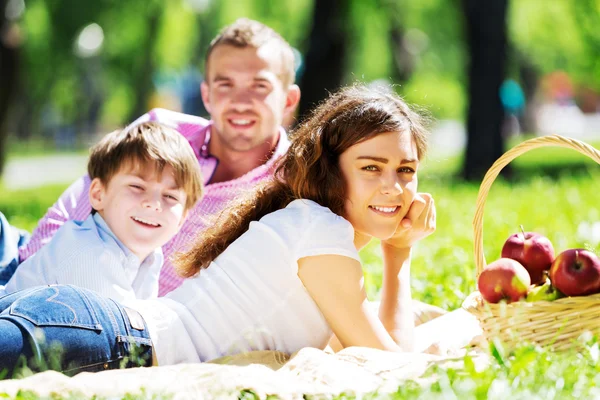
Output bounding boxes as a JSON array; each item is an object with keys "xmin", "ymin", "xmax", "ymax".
[{"xmin": 261, "ymin": 199, "xmax": 351, "ymax": 230}]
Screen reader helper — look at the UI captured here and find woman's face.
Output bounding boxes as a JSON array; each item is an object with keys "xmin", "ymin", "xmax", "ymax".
[{"xmin": 338, "ymin": 130, "xmax": 419, "ymax": 247}]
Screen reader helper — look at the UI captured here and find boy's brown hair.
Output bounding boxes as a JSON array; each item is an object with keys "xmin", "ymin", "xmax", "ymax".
[
  {"xmin": 88, "ymin": 121, "xmax": 203, "ymax": 211},
  {"xmin": 205, "ymin": 18, "xmax": 296, "ymax": 87}
]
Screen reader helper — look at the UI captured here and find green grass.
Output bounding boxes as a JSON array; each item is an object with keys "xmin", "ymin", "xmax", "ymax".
[
  {"xmin": 1, "ymin": 144, "xmax": 600, "ymax": 398},
  {"xmin": 0, "ymin": 184, "xmax": 71, "ymax": 232},
  {"xmin": 4, "ymin": 138, "xmax": 89, "ymax": 161}
]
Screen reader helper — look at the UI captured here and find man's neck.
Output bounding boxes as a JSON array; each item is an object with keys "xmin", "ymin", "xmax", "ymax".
[{"xmin": 208, "ymin": 131, "xmax": 279, "ymax": 184}]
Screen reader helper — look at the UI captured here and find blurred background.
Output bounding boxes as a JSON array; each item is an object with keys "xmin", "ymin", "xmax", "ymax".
[{"xmin": 0, "ymin": 0, "xmax": 599, "ymax": 188}]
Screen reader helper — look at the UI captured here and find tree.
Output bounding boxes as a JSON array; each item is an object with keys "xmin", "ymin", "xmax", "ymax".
[
  {"xmin": 377, "ymin": 0, "xmax": 415, "ymax": 84},
  {"xmin": 298, "ymin": 0, "xmax": 349, "ymax": 121},
  {"xmin": 461, "ymin": 0, "xmax": 508, "ymax": 181},
  {"xmin": 0, "ymin": 0, "xmax": 21, "ymax": 175}
]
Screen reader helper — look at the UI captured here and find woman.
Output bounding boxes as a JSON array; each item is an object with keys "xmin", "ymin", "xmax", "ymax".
[{"xmin": 0, "ymin": 85, "xmax": 436, "ymax": 377}]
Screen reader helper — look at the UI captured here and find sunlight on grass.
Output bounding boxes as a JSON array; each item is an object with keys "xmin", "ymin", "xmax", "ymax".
[
  {"xmin": 0, "ymin": 184, "xmax": 70, "ymax": 232},
  {"xmin": 1, "ymin": 150, "xmax": 599, "ymax": 398}
]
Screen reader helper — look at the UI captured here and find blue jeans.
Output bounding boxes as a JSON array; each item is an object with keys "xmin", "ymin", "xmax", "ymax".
[
  {"xmin": 0, "ymin": 212, "xmax": 30, "ymax": 285},
  {"xmin": 0, "ymin": 285, "xmax": 153, "ymax": 378}
]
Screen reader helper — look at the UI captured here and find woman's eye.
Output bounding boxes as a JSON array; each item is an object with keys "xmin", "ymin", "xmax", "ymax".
[
  {"xmin": 362, "ymin": 165, "xmax": 379, "ymax": 172},
  {"xmin": 398, "ymin": 167, "xmax": 415, "ymax": 173}
]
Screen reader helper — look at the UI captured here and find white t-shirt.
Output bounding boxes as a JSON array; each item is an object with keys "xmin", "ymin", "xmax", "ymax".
[{"xmin": 125, "ymin": 199, "xmax": 360, "ymax": 365}]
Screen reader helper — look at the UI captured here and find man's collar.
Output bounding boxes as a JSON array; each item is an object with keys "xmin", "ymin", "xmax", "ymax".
[
  {"xmin": 200, "ymin": 123, "xmax": 289, "ymax": 159},
  {"xmin": 199, "ymin": 122, "xmax": 213, "ymax": 158}
]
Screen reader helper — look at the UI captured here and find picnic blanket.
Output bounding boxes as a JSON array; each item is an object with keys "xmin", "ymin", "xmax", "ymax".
[
  {"xmin": 0, "ymin": 346, "xmax": 489, "ymax": 399},
  {"xmin": 0, "ymin": 309, "xmax": 485, "ymax": 398}
]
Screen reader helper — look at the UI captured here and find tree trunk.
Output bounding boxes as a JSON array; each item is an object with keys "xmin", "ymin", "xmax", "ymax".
[
  {"xmin": 517, "ymin": 51, "xmax": 539, "ymax": 134},
  {"xmin": 0, "ymin": 3, "xmax": 20, "ymax": 176},
  {"xmin": 377, "ymin": 0, "xmax": 414, "ymax": 84},
  {"xmin": 128, "ymin": 4, "xmax": 162, "ymax": 122},
  {"xmin": 298, "ymin": 0, "xmax": 349, "ymax": 121},
  {"xmin": 388, "ymin": 23, "xmax": 415, "ymax": 84},
  {"xmin": 461, "ymin": 0, "xmax": 508, "ymax": 181}
]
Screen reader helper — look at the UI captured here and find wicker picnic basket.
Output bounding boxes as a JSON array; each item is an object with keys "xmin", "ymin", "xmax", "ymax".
[{"xmin": 462, "ymin": 134, "xmax": 600, "ymax": 351}]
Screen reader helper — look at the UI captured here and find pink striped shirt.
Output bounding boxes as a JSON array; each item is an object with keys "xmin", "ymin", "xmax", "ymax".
[{"xmin": 19, "ymin": 108, "xmax": 290, "ymax": 296}]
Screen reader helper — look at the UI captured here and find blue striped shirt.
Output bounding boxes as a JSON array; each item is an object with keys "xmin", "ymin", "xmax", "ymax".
[{"xmin": 1, "ymin": 213, "xmax": 163, "ymax": 301}]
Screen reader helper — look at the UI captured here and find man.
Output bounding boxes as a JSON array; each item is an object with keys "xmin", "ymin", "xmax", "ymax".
[{"xmin": 18, "ymin": 18, "xmax": 301, "ymax": 295}]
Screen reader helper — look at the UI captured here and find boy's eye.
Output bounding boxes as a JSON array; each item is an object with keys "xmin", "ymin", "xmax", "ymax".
[
  {"xmin": 130, "ymin": 184, "xmax": 144, "ymax": 190},
  {"xmin": 164, "ymin": 194, "xmax": 180, "ymax": 202}
]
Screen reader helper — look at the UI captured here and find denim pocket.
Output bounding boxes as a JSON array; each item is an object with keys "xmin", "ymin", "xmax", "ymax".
[{"xmin": 9, "ymin": 286, "xmax": 102, "ymax": 330}]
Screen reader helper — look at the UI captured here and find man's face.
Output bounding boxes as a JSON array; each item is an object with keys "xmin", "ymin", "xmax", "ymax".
[{"xmin": 201, "ymin": 44, "xmax": 299, "ymax": 153}]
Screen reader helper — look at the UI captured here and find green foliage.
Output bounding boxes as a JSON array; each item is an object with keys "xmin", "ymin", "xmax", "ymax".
[
  {"xmin": 510, "ymin": 0, "xmax": 600, "ymax": 91},
  {"xmin": 401, "ymin": 73, "xmax": 466, "ymax": 119},
  {"xmin": 2, "ymin": 146, "xmax": 600, "ymax": 397}
]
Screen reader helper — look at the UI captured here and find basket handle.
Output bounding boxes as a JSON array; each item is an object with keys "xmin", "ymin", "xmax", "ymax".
[{"xmin": 473, "ymin": 134, "xmax": 600, "ymax": 276}]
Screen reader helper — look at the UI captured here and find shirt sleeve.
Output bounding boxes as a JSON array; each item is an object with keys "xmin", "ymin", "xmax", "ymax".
[
  {"xmin": 3, "ymin": 251, "xmax": 54, "ymax": 294},
  {"xmin": 6, "ymin": 222, "xmax": 93, "ymax": 295},
  {"xmin": 295, "ymin": 205, "xmax": 361, "ymax": 262},
  {"xmin": 18, "ymin": 176, "xmax": 93, "ymax": 261}
]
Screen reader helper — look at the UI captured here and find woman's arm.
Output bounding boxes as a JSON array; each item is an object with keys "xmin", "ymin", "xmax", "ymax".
[
  {"xmin": 378, "ymin": 193, "xmax": 436, "ymax": 351},
  {"xmin": 298, "ymin": 254, "xmax": 404, "ymax": 352},
  {"xmin": 299, "ymin": 194, "xmax": 435, "ymax": 353},
  {"xmin": 378, "ymin": 245, "xmax": 414, "ymax": 351}
]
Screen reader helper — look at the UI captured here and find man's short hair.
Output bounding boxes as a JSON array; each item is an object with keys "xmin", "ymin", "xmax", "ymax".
[
  {"xmin": 205, "ymin": 18, "xmax": 296, "ymax": 87},
  {"xmin": 88, "ymin": 121, "xmax": 203, "ymax": 211}
]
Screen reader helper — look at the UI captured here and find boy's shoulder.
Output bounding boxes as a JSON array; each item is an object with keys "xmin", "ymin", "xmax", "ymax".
[
  {"xmin": 47, "ymin": 215, "xmax": 104, "ymax": 254},
  {"xmin": 20, "ymin": 214, "xmax": 106, "ymax": 273},
  {"xmin": 56, "ymin": 214, "xmax": 98, "ymax": 236}
]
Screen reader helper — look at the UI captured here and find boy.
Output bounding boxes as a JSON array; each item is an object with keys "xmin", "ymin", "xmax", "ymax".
[{"xmin": 0, "ymin": 122, "xmax": 203, "ymax": 301}]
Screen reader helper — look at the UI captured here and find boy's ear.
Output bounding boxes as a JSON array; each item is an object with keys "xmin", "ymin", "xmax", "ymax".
[
  {"xmin": 89, "ymin": 178, "xmax": 106, "ymax": 212},
  {"xmin": 200, "ymin": 81, "xmax": 212, "ymax": 115},
  {"xmin": 283, "ymin": 84, "xmax": 301, "ymax": 117}
]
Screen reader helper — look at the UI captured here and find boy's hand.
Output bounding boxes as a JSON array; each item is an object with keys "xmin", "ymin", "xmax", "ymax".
[{"xmin": 382, "ymin": 193, "xmax": 436, "ymax": 250}]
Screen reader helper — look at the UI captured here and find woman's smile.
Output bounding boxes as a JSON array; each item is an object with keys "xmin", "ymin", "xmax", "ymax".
[{"xmin": 369, "ymin": 205, "xmax": 401, "ymax": 216}]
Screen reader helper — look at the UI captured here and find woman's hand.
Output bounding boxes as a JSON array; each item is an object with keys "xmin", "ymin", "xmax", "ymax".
[{"xmin": 383, "ymin": 193, "xmax": 436, "ymax": 250}]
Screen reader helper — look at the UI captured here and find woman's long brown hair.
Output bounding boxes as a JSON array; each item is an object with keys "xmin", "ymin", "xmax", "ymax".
[{"xmin": 175, "ymin": 84, "xmax": 429, "ymax": 277}]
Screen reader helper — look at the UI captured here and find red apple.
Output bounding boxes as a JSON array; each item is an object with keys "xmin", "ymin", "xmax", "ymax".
[
  {"xmin": 501, "ymin": 230, "xmax": 555, "ymax": 284},
  {"xmin": 549, "ymin": 249, "xmax": 600, "ymax": 297},
  {"xmin": 478, "ymin": 258, "xmax": 531, "ymax": 303}
]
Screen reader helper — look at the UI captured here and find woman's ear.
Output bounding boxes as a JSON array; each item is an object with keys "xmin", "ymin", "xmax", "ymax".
[{"xmin": 89, "ymin": 178, "xmax": 106, "ymax": 212}]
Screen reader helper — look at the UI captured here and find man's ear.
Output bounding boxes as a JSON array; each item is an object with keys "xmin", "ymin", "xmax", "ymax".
[
  {"xmin": 179, "ymin": 209, "xmax": 189, "ymax": 227},
  {"xmin": 200, "ymin": 81, "xmax": 212, "ymax": 115},
  {"xmin": 283, "ymin": 84, "xmax": 301, "ymax": 117},
  {"xmin": 89, "ymin": 178, "xmax": 106, "ymax": 212}
]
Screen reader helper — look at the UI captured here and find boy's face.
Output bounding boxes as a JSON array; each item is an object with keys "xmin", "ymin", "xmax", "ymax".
[
  {"xmin": 89, "ymin": 163, "xmax": 188, "ymax": 261},
  {"xmin": 201, "ymin": 43, "xmax": 300, "ymax": 153}
]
